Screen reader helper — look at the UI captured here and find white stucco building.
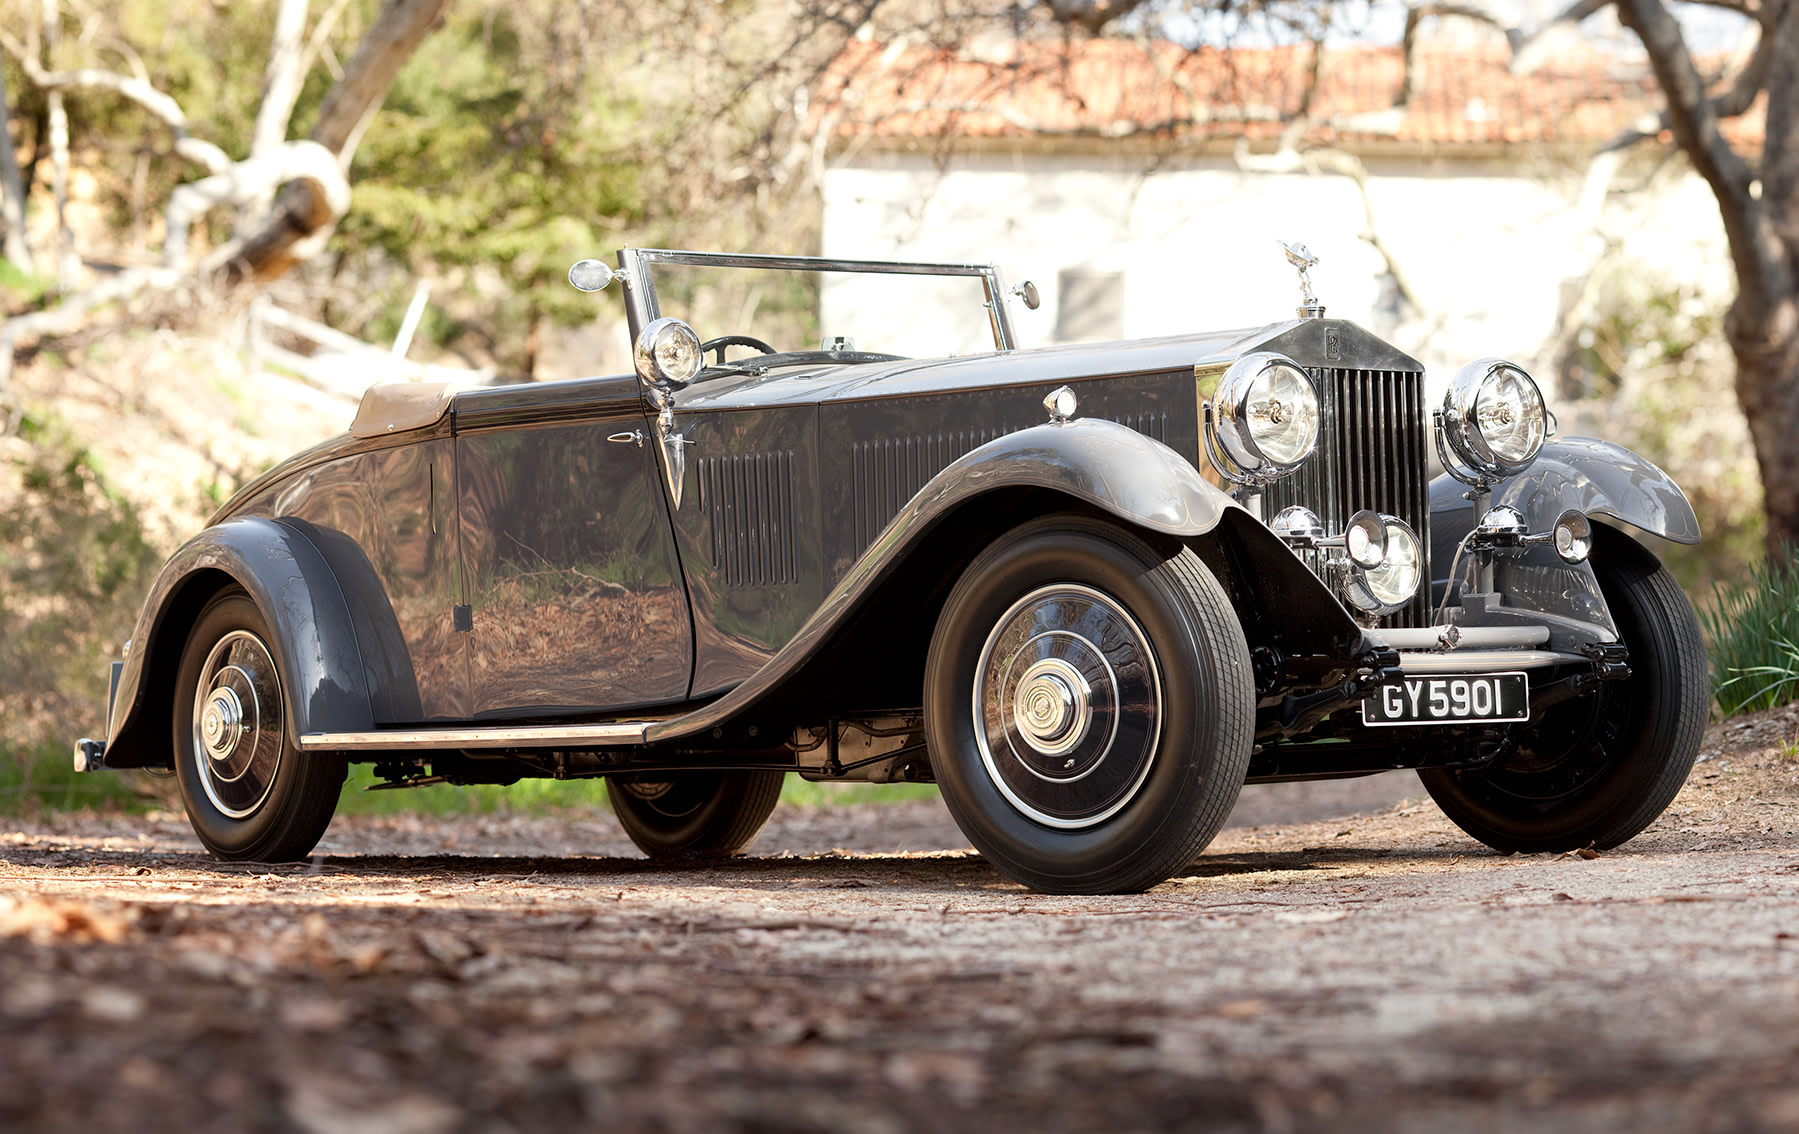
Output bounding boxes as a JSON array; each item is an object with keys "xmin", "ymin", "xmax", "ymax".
[{"xmin": 815, "ymin": 36, "xmax": 1745, "ymax": 403}]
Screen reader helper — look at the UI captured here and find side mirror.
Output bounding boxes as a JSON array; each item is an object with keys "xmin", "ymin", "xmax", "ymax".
[
  {"xmin": 568, "ymin": 259, "xmax": 617, "ymax": 292},
  {"xmin": 1011, "ymin": 280, "xmax": 1041, "ymax": 310}
]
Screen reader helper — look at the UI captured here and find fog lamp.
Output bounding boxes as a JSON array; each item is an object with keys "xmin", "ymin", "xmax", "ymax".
[{"xmin": 1344, "ymin": 516, "xmax": 1423, "ymax": 616}]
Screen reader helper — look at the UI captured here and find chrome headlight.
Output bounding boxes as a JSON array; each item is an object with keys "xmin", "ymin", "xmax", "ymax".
[
  {"xmin": 1204, "ymin": 351, "xmax": 1320, "ymax": 485},
  {"xmin": 634, "ymin": 317, "xmax": 702, "ymax": 389},
  {"xmin": 1442, "ymin": 359, "xmax": 1546, "ymax": 479},
  {"xmin": 1344, "ymin": 516, "xmax": 1422, "ymax": 616}
]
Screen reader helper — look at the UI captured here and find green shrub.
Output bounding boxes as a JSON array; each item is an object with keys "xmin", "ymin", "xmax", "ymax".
[
  {"xmin": 0, "ymin": 738, "xmax": 152, "ymax": 814},
  {"xmin": 333, "ymin": 766, "xmax": 937, "ymax": 817},
  {"xmin": 1703, "ymin": 550, "xmax": 1799, "ymax": 716},
  {"xmin": 0, "ymin": 416, "xmax": 161, "ymax": 804}
]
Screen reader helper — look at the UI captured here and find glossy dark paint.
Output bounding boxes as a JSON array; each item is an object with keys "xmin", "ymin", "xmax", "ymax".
[
  {"xmin": 642, "ymin": 417, "xmax": 1246, "ymax": 745},
  {"xmin": 103, "ymin": 517, "xmax": 373, "ymax": 767},
  {"xmin": 110, "ymin": 328, "xmax": 1373, "ymax": 761},
  {"xmin": 664, "ymin": 405, "xmax": 822, "ymax": 697},
  {"xmin": 456, "ymin": 376, "xmax": 691, "ymax": 716},
  {"xmin": 816, "ymin": 369, "xmax": 1199, "ymax": 586},
  {"xmin": 1429, "ymin": 436, "xmax": 1701, "ymax": 550},
  {"xmin": 234, "ymin": 433, "xmax": 466, "ymax": 720}
]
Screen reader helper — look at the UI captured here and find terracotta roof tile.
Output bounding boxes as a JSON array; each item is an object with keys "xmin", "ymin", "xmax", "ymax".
[{"xmin": 819, "ymin": 38, "xmax": 1763, "ymax": 151}]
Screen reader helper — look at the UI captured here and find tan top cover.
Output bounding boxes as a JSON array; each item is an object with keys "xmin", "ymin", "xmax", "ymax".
[{"xmin": 350, "ymin": 382, "xmax": 456, "ymax": 439}]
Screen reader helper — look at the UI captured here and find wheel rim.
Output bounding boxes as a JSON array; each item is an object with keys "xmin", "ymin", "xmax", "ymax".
[
  {"xmin": 191, "ymin": 630, "xmax": 284, "ymax": 819},
  {"xmin": 973, "ymin": 583, "xmax": 1162, "ymax": 829}
]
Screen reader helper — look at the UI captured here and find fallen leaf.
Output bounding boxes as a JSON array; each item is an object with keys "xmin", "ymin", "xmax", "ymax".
[{"xmin": 1217, "ymin": 999, "xmax": 1267, "ymax": 1019}]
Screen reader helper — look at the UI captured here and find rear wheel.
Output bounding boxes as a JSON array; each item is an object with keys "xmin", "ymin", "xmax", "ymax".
[
  {"xmin": 608, "ymin": 769, "xmax": 785, "ymax": 859},
  {"xmin": 1420, "ymin": 528, "xmax": 1708, "ymax": 852},
  {"xmin": 924, "ymin": 516, "xmax": 1255, "ymax": 894},
  {"xmin": 172, "ymin": 590, "xmax": 345, "ymax": 861}
]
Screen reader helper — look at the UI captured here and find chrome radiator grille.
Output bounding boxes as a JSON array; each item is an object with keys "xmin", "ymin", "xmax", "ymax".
[{"xmin": 1259, "ymin": 367, "xmax": 1433, "ymax": 628}]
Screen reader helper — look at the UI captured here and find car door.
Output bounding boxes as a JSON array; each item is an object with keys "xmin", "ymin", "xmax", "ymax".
[
  {"xmin": 453, "ymin": 375, "xmax": 692, "ymax": 717},
  {"xmin": 655, "ymin": 400, "xmax": 825, "ymax": 698}
]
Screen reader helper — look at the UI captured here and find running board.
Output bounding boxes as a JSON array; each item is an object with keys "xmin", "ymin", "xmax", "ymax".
[{"xmin": 298, "ymin": 721, "xmax": 653, "ymax": 752}]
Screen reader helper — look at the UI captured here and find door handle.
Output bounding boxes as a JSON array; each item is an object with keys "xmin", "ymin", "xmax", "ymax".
[{"xmin": 607, "ymin": 430, "xmax": 645, "ymax": 447}]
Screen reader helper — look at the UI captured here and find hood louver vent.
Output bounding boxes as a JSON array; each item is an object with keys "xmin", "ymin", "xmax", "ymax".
[
  {"xmin": 850, "ymin": 413, "xmax": 1167, "ymax": 555},
  {"xmin": 700, "ymin": 451, "xmax": 799, "ymax": 588}
]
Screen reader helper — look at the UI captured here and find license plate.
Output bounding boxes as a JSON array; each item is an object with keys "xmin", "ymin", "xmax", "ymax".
[{"xmin": 1360, "ymin": 672, "xmax": 1530, "ymax": 727}]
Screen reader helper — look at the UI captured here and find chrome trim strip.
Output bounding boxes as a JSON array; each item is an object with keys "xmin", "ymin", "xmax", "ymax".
[
  {"xmin": 1395, "ymin": 649, "xmax": 1580, "ymax": 674},
  {"xmin": 619, "ymin": 248, "xmax": 1017, "ymax": 351},
  {"xmin": 299, "ymin": 722, "xmax": 652, "ymax": 752}
]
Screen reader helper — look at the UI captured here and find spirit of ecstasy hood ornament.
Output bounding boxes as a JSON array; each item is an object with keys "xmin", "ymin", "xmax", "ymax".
[{"xmin": 1280, "ymin": 240, "xmax": 1325, "ymax": 319}]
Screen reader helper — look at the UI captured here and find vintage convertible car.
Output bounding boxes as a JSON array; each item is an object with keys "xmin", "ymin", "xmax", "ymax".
[{"xmin": 75, "ymin": 246, "xmax": 1708, "ymax": 893}]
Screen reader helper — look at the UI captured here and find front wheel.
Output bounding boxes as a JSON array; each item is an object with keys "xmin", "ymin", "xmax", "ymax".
[
  {"xmin": 172, "ymin": 589, "xmax": 345, "ymax": 861},
  {"xmin": 608, "ymin": 769, "xmax": 785, "ymax": 859},
  {"xmin": 1420, "ymin": 528, "xmax": 1709, "ymax": 853},
  {"xmin": 924, "ymin": 516, "xmax": 1255, "ymax": 894}
]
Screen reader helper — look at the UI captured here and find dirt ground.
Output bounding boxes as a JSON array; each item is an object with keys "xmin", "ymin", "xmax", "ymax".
[{"xmin": 5, "ymin": 708, "xmax": 1799, "ymax": 1134}]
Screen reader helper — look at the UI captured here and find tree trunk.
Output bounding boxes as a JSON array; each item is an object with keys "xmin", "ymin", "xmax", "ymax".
[
  {"xmin": 1728, "ymin": 295, "xmax": 1799, "ymax": 556},
  {"xmin": 43, "ymin": 0, "xmax": 78, "ymax": 290},
  {"xmin": 0, "ymin": 66, "xmax": 34, "ymax": 273},
  {"xmin": 1616, "ymin": 0, "xmax": 1799, "ymax": 564},
  {"xmin": 224, "ymin": 0, "xmax": 451, "ymax": 284}
]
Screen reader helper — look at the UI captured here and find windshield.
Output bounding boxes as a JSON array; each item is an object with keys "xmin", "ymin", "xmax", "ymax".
[{"xmin": 623, "ymin": 250, "xmax": 1016, "ymax": 363}]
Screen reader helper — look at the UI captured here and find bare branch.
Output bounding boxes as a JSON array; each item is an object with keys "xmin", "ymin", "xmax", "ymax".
[
  {"xmin": 1399, "ymin": 2, "xmax": 1521, "ymax": 106},
  {"xmin": 228, "ymin": 0, "xmax": 453, "ymax": 284},
  {"xmin": 163, "ymin": 141, "xmax": 351, "ymax": 270},
  {"xmin": 307, "ymin": 0, "xmax": 452, "ymax": 157},
  {"xmin": 0, "ymin": 27, "xmax": 230, "ymax": 173},
  {"xmin": 1716, "ymin": 15, "xmax": 1772, "ymax": 117},
  {"xmin": 43, "ymin": 0, "xmax": 77, "ymax": 290},
  {"xmin": 1040, "ymin": 0, "xmax": 1157, "ymax": 35},
  {"xmin": 1672, "ymin": 0, "xmax": 1764, "ymax": 13},
  {"xmin": 250, "ymin": 0, "xmax": 311, "ymax": 160},
  {"xmin": 1616, "ymin": 0, "xmax": 1787, "ymax": 314},
  {"xmin": 1509, "ymin": 0, "xmax": 1612, "ymax": 73},
  {"xmin": 0, "ymin": 266, "xmax": 186, "ymax": 397},
  {"xmin": 298, "ymin": 0, "xmax": 357, "ymax": 83}
]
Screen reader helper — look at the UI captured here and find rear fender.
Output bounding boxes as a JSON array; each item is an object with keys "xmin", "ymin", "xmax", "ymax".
[{"xmin": 103, "ymin": 517, "xmax": 373, "ymax": 768}]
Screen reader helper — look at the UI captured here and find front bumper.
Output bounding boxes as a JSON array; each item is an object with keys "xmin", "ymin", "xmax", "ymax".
[{"xmin": 1373, "ymin": 626, "xmax": 1584, "ymax": 674}]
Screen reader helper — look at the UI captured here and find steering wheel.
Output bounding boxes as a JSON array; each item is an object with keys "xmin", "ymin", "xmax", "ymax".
[{"xmin": 700, "ymin": 334, "xmax": 778, "ymax": 365}]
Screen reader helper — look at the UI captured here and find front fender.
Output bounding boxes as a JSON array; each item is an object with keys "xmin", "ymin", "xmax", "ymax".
[
  {"xmin": 645, "ymin": 418, "xmax": 1241, "ymax": 743},
  {"xmin": 103, "ymin": 517, "xmax": 373, "ymax": 768},
  {"xmin": 927, "ymin": 417, "xmax": 1240, "ymax": 537},
  {"xmin": 1432, "ymin": 437, "xmax": 1701, "ymax": 546}
]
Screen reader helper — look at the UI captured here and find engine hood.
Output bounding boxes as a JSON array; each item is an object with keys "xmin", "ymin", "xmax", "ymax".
[{"xmin": 670, "ymin": 319, "xmax": 1422, "ymax": 413}]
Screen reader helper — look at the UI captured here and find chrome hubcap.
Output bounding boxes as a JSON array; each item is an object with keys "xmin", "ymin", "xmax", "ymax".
[
  {"xmin": 191, "ymin": 631, "xmax": 284, "ymax": 819},
  {"xmin": 200, "ymin": 687, "xmax": 244, "ymax": 762},
  {"xmin": 1013, "ymin": 657, "xmax": 1092, "ymax": 757},
  {"xmin": 974, "ymin": 584, "xmax": 1162, "ymax": 830}
]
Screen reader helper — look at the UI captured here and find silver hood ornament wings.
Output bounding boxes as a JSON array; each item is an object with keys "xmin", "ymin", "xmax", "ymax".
[{"xmin": 1280, "ymin": 240, "xmax": 1325, "ymax": 319}]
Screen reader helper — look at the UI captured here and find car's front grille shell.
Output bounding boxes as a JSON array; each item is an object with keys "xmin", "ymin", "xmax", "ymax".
[{"xmin": 1259, "ymin": 367, "xmax": 1433, "ymax": 628}]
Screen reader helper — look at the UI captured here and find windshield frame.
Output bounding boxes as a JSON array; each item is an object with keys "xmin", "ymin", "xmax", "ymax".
[{"xmin": 614, "ymin": 248, "xmax": 1019, "ymax": 356}]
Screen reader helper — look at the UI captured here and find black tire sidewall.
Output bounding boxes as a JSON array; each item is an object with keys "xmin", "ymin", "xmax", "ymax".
[
  {"xmin": 609, "ymin": 770, "xmax": 784, "ymax": 858},
  {"xmin": 1421, "ymin": 532, "xmax": 1707, "ymax": 852},
  {"xmin": 173, "ymin": 590, "xmax": 329, "ymax": 860},
  {"xmin": 926, "ymin": 519, "xmax": 1248, "ymax": 892}
]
